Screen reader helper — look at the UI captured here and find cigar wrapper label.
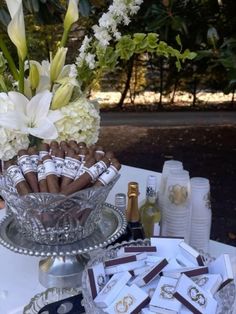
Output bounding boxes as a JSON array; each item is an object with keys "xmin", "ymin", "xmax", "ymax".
[
  {"xmin": 37, "ymin": 163, "xmax": 46, "ymax": 181},
  {"xmin": 61, "ymin": 157, "xmax": 81, "ymax": 179},
  {"xmin": 43, "ymin": 158, "xmax": 57, "ymax": 176},
  {"xmin": 18, "ymin": 155, "xmax": 34, "ymax": 174},
  {"xmin": 39, "ymin": 150, "xmax": 48, "ymax": 160},
  {"xmin": 97, "ymin": 165, "xmax": 118, "ymax": 185},
  {"xmin": 30, "ymin": 155, "xmax": 39, "ymax": 172},
  {"xmin": 85, "ymin": 161, "xmax": 107, "ymax": 181},
  {"xmin": 54, "ymin": 157, "xmax": 64, "ymax": 177},
  {"xmin": 7, "ymin": 165, "xmax": 25, "ymax": 186},
  {"xmin": 75, "ymin": 163, "xmax": 87, "ymax": 179}
]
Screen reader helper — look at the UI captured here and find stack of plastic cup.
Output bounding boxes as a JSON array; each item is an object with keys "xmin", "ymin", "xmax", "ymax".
[
  {"xmin": 158, "ymin": 160, "xmax": 183, "ymax": 235},
  {"xmin": 189, "ymin": 177, "xmax": 212, "ymax": 253},
  {"xmin": 161, "ymin": 169, "xmax": 191, "ymax": 241}
]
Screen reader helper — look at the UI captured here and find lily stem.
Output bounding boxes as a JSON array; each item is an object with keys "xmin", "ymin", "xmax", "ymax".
[
  {"xmin": 18, "ymin": 57, "xmax": 24, "ymax": 94},
  {"xmin": 60, "ymin": 28, "xmax": 70, "ymax": 47},
  {"xmin": 0, "ymin": 35, "xmax": 19, "ymax": 81}
]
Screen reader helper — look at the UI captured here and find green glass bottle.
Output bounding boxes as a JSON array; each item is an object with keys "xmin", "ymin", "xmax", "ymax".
[{"xmin": 140, "ymin": 175, "xmax": 161, "ymax": 238}]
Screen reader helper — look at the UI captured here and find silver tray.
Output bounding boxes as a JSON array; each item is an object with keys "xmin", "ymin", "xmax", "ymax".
[
  {"xmin": 0, "ymin": 203, "xmax": 127, "ymax": 257},
  {"xmin": 23, "ymin": 287, "xmax": 84, "ymax": 314}
]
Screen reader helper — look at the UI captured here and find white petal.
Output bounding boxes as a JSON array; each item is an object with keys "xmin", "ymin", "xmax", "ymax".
[
  {"xmin": 28, "ymin": 118, "xmax": 58, "ymax": 139},
  {"xmin": 0, "ymin": 111, "xmax": 27, "ymax": 130},
  {"xmin": 26, "ymin": 90, "xmax": 52, "ymax": 122},
  {"xmin": 36, "ymin": 76, "xmax": 51, "ymax": 93},
  {"xmin": 8, "ymin": 91, "xmax": 28, "ymax": 114},
  {"xmin": 5, "ymin": 0, "xmax": 21, "ymax": 18}
]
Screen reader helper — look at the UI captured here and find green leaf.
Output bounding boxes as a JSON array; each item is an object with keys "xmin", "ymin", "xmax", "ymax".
[{"xmin": 116, "ymin": 35, "xmax": 135, "ymax": 60}]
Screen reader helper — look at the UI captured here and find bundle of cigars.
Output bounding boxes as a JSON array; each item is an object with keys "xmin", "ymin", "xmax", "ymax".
[{"xmin": 4, "ymin": 140, "xmax": 121, "ymax": 196}]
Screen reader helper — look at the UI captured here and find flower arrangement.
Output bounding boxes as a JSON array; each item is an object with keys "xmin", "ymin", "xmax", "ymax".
[{"xmin": 0, "ymin": 0, "xmax": 196, "ymax": 161}]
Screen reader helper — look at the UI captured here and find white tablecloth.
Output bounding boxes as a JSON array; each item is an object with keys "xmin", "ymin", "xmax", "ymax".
[{"xmin": 0, "ymin": 165, "xmax": 235, "ymax": 313}]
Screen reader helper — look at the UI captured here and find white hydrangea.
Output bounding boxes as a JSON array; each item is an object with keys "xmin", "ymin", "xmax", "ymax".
[
  {"xmin": 55, "ymin": 97, "xmax": 100, "ymax": 145},
  {"xmin": 0, "ymin": 93, "xmax": 29, "ymax": 160}
]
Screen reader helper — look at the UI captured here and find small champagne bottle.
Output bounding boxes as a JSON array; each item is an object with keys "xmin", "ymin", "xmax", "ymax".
[
  {"xmin": 140, "ymin": 175, "xmax": 161, "ymax": 238},
  {"xmin": 126, "ymin": 181, "xmax": 145, "ymax": 240}
]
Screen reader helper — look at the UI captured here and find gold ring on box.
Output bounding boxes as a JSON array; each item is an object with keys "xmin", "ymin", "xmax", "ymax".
[
  {"xmin": 102, "ymin": 279, "xmax": 117, "ymax": 294},
  {"xmin": 115, "ymin": 295, "xmax": 134, "ymax": 313},
  {"xmin": 160, "ymin": 284, "xmax": 175, "ymax": 299},
  {"xmin": 188, "ymin": 286, "xmax": 207, "ymax": 307}
]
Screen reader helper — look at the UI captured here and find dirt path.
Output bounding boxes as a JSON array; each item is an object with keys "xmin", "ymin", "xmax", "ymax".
[{"xmin": 97, "ymin": 125, "xmax": 236, "ymax": 246}]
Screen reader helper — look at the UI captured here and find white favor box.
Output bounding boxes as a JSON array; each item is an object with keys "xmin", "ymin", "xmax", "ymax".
[
  {"xmin": 87, "ymin": 262, "xmax": 106, "ymax": 299},
  {"xmin": 104, "ymin": 252, "xmax": 147, "ymax": 267},
  {"xmin": 117, "ymin": 246, "xmax": 158, "ymax": 256},
  {"xmin": 208, "ymin": 254, "xmax": 234, "ymax": 290},
  {"xmin": 105, "ymin": 259, "xmax": 146, "ymax": 275},
  {"xmin": 149, "ymin": 276, "xmax": 181, "ymax": 314},
  {"xmin": 163, "ymin": 266, "xmax": 208, "ymax": 279},
  {"xmin": 142, "ymin": 276, "xmax": 161, "ymax": 299},
  {"xmin": 192, "ymin": 274, "xmax": 223, "ymax": 295},
  {"xmin": 151, "ymin": 237, "xmax": 183, "ymax": 259},
  {"xmin": 174, "ymin": 274, "xmax": 218, "ymax": 314},
  {"xmin": 162, "ymin": 258, "xmax": 183, "ymax": 272},
  {"xmin": 133, "ymin": 259, "xmax": 168, "ymax": 287},
  {"xmin": 94, "ymin": 271, "xmax": 131, "ymax": 308},
  {"xmin": 178, "ymin": 242, "xmax": 204, "ymax": 266},
  {"xmin": 105, "ymin": 284, "xmax": 150, "ymax": 314}
]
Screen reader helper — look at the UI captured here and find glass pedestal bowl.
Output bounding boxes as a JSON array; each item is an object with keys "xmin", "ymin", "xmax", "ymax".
[
  {"xmin": 0, "ymin": 174, "xmax": 119, "ymax": 245},
  {"xmin": 81, "ymin": 239, "xmax": 236, "ymax": 314}
]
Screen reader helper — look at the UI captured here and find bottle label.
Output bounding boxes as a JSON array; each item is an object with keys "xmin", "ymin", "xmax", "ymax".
[{"xmin": 153, "ymin": 222, "xmax": 161, "ymax": 236}]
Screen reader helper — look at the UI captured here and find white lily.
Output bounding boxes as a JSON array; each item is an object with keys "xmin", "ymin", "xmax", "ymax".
[
  {"xmin": 64, "ymin": 0, "xmax": 79, "ymax": 32},
  {"xmin": 6, "ymin": 0, "xmax": 27, "ymax": 61},
  {"xmin": 0, "ymin": 90, "xmax": 63, "ymax": 139}
]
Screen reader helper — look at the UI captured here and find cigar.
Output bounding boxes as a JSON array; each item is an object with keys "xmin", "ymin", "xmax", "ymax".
[
  {"xmin": 50, "ymin": 140, "xmax": 59, "ymax": 150},
  {"xmin": 94, "ymin": 146, "xmax": 105, "ymax": 161},
  {"xmin": 39, "ymin": 143, "xmax": 50, "ymax": 160},
  {"xmin": 42, "ymin": 155, "xmax": 60, "ymax": 193},
  {"xmin": 60, "ymin": 157, "xmax": 97, "ymax": 195},
  {"xmin": 60, "ymin": 149, "xmax": 81, "ymax": 190},
  {"xmin": 77, "ymin": 142, "xmax": 87, "ymax": 149},
  {"xmin": 28, "ymin": 147, "xmax": 39, "ymax": 172},
  {"xmin": 18, "ymin": 149, "xmax": 39, "ymax": 193},
  {"xmin": 105, "ymin": 151, "xmax": 115, "ymax": 161},
  {"xmin": 53, "ymin": 148, "xmax": 65, "ymax": 177},
  {"xmin": 37, "ymin": 160, "xmax": 48, "ymax": 193},
  {"xmin": 78, "ymin": 147, "xmax": 89, "ymax": 162},
  {"xmin": 94, "ymin": 158, "xmax": 121, "ymax": 187},
  {"xmin": 5, "ymin": 160, "xmax": 32, "ymax": 196},
  {"xmin": 60, "ymin": 141, "xmax": 70, "ymax": 155},
  {"xmin": 68, "ymin": 140, "xmax": 80, "ymax": 154}
]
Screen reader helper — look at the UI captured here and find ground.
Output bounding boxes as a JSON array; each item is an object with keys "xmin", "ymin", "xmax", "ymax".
[{"xmin": 97, "ymin": 125, "xmax": 236, "ymax": 246}]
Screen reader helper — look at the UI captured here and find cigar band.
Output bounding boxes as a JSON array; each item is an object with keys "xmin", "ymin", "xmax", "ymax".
[
  {"xmin": 75, "ymin": 164, "xmax": 87, "ymax": 179},
  {"xmin": 37, "ymin": 163, "xmax": 46, "ymax": 181},
  {"xmin": 7, "ymin": 165, "xmax": 25, "ymax": 186},
  {"xmin": 78, "ymin": 154, "xmax": 86, "ymax": 162},
  {"xmin": 39, "ymin": 150, "xmax": 48, "ymax": 160},
  {"xmin": 98, "ymin": 165, "xmax": 118, "ymax": 185},
  {"xmin": 54, "ymin": 157, "xmax": 64, "ymax": 176},
  {"xmin": 86, "ymin": 161, "xmax": 107, "ymax": 181},
  {"xmin": 30, "ymin": 155, "xmax": 39, "ymax": 172},
  {"xmin": 43, "ymin": 159, "xmax": 57, "ymax": 176},
  {"xmin": 18, "ymin": 155, "xmax": 34, "ymax": 174},
  {"xmin": 95, "ymin": 150, "xmax": 105, "ymax": 156},
  {"xmin": 61, "ymin": 157, "xmax": 81, "ymax": 179}
]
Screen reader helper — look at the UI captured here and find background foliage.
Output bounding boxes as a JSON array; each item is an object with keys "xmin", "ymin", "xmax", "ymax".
[{"xmin": 0, "ymin": 0, "xmax": 236, "ymax": 109}]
